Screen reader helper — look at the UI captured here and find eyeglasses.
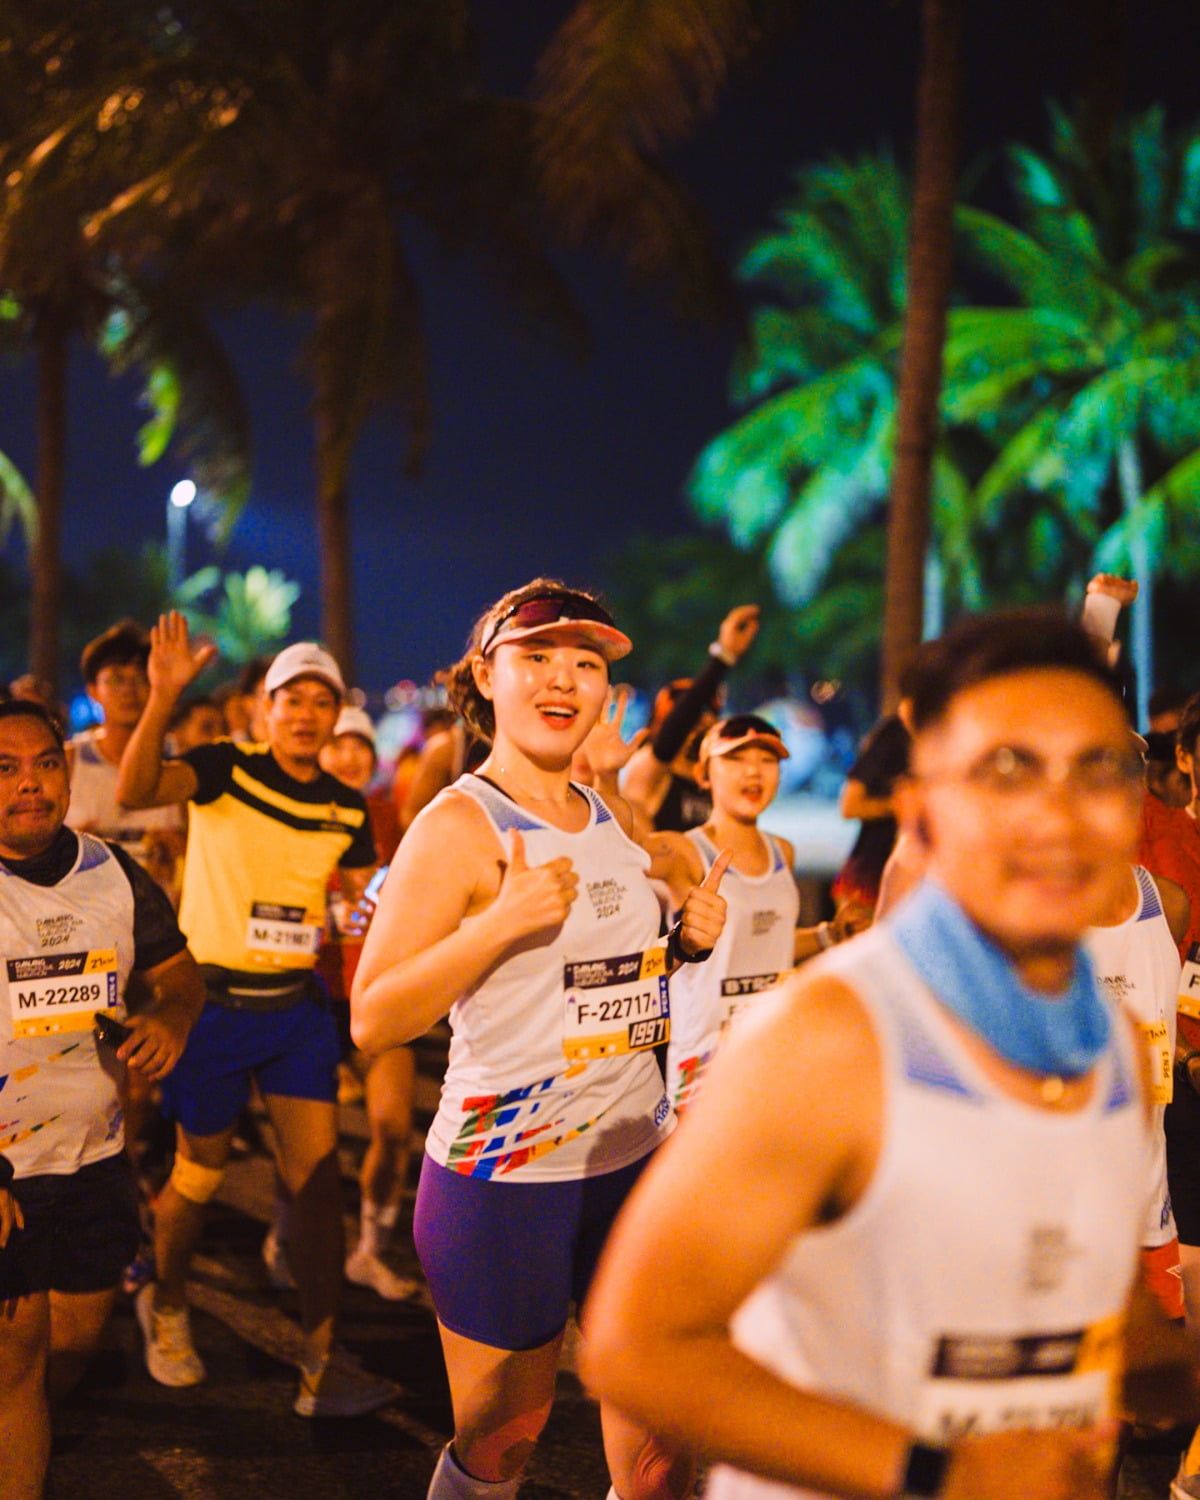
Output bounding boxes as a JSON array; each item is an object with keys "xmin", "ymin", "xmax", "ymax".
[
  {"xmin": 920, "ymin": 744, "xmax": 1146, "ymax": 799},
  {"xmin": 479, "ymin": 591, "xmax": 617, "ymax": 655}
]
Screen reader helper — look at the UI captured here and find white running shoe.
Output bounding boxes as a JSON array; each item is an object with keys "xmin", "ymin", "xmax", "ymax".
[
  {"xmin": 293, "ymin": 1352, "xmax": 398, "ymax": 1418},
  {"xmin": 136, "ymin": 1284, "xmax": 205, "ymax": 1388},
  {"xmin": 344, "ymin": 1246, "xmax": 422, "ymax": 1302},
  {"xmin": 261, "ymin": 1225, "xmax": 297, "ymax": 1289}
]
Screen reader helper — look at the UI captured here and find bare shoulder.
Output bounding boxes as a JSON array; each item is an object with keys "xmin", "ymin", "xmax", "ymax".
[
  {"xmin": 404, "ymin": 782, "xmax": 498, "ymax": 860},
  {"xmin": 595, "ymin": 787, "xmax": 638, "ymax": 841},
  {"xmin": 1152, "ymin": 874, "xmax": 1191, "ymax": 947}
]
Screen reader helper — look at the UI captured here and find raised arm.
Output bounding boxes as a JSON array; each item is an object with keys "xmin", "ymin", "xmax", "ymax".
[
  {"xmin": 116, "ymin": 612, "xmax": 214, "ymax": 808},
  {"xmin": 351, "ymin": 796, "xmax": 578, "ymax": 1052}
]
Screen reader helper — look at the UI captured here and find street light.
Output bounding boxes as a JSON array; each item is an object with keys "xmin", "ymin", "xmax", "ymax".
[{"xmin": 167, "ymin": 479, "xmax": 197, "ymax": 594}]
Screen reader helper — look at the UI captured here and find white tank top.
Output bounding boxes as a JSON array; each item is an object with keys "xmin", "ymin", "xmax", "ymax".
[
  {"xmin": 67, "ymin": 728, "xmax": 182, "ymax": 860},
  {"xmin": 423, "ymin": 775, "xmax": 673, "ymax": 1182},
  {"xmin": 0, "ymin": 835, "xmax": 135, "ymax": 1176},
  {"xmin": 667, "ymin": 829, "xmax": 799, "ymax": 1110},
  {"xmin": 1086, "ymin": 865, "xmax": 1180, "ymax": 1246},
  {"xmin": 708, "ymin": 922, "xmax": 1150, "ymax": 1500}
]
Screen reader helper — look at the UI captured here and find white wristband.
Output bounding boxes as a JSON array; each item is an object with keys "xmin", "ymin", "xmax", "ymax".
[
  {"xmin": 816, "ymin": 921, "xmax": 834, "ymax": 951},
  {"xmin": 708, "ymin": 641, "xmax": 736, "ymax": 667}
]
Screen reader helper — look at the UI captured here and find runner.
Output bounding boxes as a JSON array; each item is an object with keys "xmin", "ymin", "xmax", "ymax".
[
  {"xmin": 115, "ymin": 614, "xmax": 393, "ymax": 1417},
  {"xmin": 623, "ymin": 604, "xmax": 760, "ymax": 833},
  {"xmin": 582, "ymin": 607, "xmax": 1198, "ymax": 1500},
  {"xmin": 648, "ymin": 713, "xmax": 862, "ymax": 1112},
  {"xmin": 0, "ymin": 699, "xmax": 203, "ymax": 1500},
  {"xmin": 352, "ymin": 578, "xmax": 728, "ymax": 1500},
  {"xmin": 317, "ymin": 705, "xmax": 418, "ymax": 1302}
]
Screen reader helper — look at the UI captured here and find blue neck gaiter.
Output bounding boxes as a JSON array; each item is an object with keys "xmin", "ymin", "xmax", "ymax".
[{"xmin": 890, "ymin": 881, "xmax": 1110, "ymax": 1078}]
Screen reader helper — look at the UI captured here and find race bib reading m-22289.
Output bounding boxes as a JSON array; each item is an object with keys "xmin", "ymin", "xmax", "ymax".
[{"xmin": 7, "ymin": 950, "xmax": 119, "ymax": 1038}]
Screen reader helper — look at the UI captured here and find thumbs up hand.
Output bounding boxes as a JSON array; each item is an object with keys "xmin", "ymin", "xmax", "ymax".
[
  {"xmin": 491, "ymin": 829, "xmax": 578, "ymax": 944},
  {"xmin": 675, "ymin": 848, "xmax": 731, "ymax": 961}
]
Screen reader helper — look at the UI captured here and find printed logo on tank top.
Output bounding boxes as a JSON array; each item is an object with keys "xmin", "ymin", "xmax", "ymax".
[
  {"xmin": 751, "ymin": 909, "xmax": 781, "ymax": 937},
  {"xmin": 1095, "ymin": 971, "xmax": 1133, "ymax": 1005},
  {"xmin": 35, "ymin": 913, "xmax": 83, "ymax": 949},
  {"xmin": 586, "ymin": 878, "xmax": 627, "ymax": 921},
  {"xmin": 1024, "ymin": 1225, "xmax": 1082, "ymax": 1295}
]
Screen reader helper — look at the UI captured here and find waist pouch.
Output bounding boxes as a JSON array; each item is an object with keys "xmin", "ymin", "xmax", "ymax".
[{"xmin": 200, "ymin": 965, "xmax": 317, "ymax": 1012}]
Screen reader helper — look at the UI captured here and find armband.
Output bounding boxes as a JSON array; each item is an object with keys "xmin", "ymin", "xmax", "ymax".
[
  {"xmin": 900, "ymin": 1440, "xmax": 950, "ymax": 1498},
  {"xmin": 707, "ymin": 641, "xmax": 737, "ymax": 668},
  {"xmin": 666, "ymin": 920, "xmax": 712, "ymax": 967},
  {"xmin": 0, "ymin": 1154, "xmax": 13, "ymax": 1190}
]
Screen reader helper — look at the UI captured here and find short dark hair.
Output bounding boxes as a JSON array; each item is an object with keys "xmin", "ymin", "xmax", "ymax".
[
  {"xmin": 906, "ymin": 607, "xmax": 1127, "ymax": 735},
  {"xmin": 0, "ymin": 698, "xmax": 66, "ymax": 751},
  {"xmin": 1177, "ymin": 692, "xmax": 1200, "ymax": 761},
  {"xmin": 1150, "ymin": 684, "xmax": 1191, "ymax": 721},
  {"xmin": 168, "ymin": 694, "xmax": 218, "ymax": 733},
  {"xmin": 235, "ymin": 657, "xmax": 269, "ymax": 697},
  {"xmin": 80, "ymin": 619, "xmax": 149, "ymax": 685}
]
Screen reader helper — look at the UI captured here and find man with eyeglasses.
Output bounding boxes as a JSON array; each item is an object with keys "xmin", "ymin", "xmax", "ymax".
[{"xmin": 581, "ymin": 607, "xmax": 1199, "ymax": 1500}]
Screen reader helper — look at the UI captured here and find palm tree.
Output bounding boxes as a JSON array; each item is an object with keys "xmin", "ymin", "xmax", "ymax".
[
  {"xmin": 686, "ymin": 152, "xmax": 983, "ymax": 659},
  {"xmin": 948, "ymin": 105, "xmax": 1200, "ymax": 725},
  {"xmin": 0, "ymin": 2, "xmax": 249, "ymax": 686}
]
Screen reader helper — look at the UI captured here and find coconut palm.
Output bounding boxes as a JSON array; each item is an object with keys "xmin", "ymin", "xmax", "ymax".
[
  {"xmin": 948, "ymin": 104, "xmax": 1200, "ymax": 725},
  {"xmin": 687, "ymin": 151, "xmax": 983, "ymax": 665}
]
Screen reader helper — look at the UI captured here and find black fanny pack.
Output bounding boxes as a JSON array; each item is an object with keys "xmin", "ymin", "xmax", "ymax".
[{"xmin": 200, "ymin": 965, "xmax": 316, "ymax": 1012}]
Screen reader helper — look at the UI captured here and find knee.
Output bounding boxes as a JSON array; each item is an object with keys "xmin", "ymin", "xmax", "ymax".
[{"xmin": 615, "ymin": 1436, "xmax": 695, "ymax": 1500}]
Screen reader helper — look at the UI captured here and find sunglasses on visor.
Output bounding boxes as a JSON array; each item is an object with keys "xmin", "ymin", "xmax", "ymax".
[
  {"xmin": 714, "ymin": 714, "xmax": 781, "ymax": 741},
  {"xmin": 479, "ymin": 592, "xmax": 618, "ymax": 656}
]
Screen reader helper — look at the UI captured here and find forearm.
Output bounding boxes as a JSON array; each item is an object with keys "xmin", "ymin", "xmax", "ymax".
[
  {"xmin": 116, "ymin": 691, "xmax": 177, "ymax": 807},
  {"xmin": 582, "ymin": 1332, "xmax": 912, "ymax": 1499},
  {"xmin": 352, "ymin": 906, "xmax": 516, "ymax": 1052},
  {"xmin": 652, "ymin": 655, "xmax": 728, "ymax": 764}
]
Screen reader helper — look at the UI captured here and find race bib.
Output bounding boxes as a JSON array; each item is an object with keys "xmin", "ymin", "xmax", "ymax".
[
  {"xmin": 1140, "ymin": 1018, "xmax": 1173, "ymax": 1106},
  {"xmin": 720, "ymin": 972, "xmax": 781, "ymax": 1030},
  {"xmin": 913, "ymin": 1320, "xmax": 1121, "ymax": 1444},
  {"xmin": 7, "ymin": 950, "xmax": 119, "ymax": 1038},
  {"xmin": 1179, "ymin": 944, "xmax": 1200, "ymax": 1023},
  {"xmin": 563, "ymin": 946, "xmax": 669, "ymax": 1061},
  {"xmin": 246, "ymin": 902, "xmax": 322, "ymax": 957}
]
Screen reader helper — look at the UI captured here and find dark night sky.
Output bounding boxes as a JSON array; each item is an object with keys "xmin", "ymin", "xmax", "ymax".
[{"xmin": 1, "ymin": 0, "xmax": 1195, "ymax": 693}]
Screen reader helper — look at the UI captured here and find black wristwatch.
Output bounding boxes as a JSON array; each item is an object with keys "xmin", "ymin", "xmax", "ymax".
[
  {"xmin": 0, "ymin": 1153, "xmax": 14, "ymax": 1190},
  {"xmin": 901, "ymin": 1441, "xmax": 950, "ymax": 1498}
]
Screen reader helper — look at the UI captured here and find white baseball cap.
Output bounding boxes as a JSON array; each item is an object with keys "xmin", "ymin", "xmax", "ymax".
[
  {"xmin": 263, "ymin": 643, "xmax": 346, "ymax": 700},
  {"xmin": 332, "ymin": 705, "xmax": 376, "ymax": 747}
]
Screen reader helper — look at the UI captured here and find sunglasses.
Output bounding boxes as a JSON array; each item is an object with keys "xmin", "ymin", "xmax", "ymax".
[
  {"xmin": 479, "ymin": 591, "xmax": 617, "ymax": 655},
  {"xmin": 714, "ymin": 714, "xmax": 781, "ymax": 741}
]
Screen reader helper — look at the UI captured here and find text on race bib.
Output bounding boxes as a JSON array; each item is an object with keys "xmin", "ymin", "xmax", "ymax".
[
  {"xmin": 1140, "ymin": 1018, "xmax": 1173, "ymax": 1106},
  {"xmin": 914, "ymin": 1320, "xmax": 1122, "ymax": 1444},
  {"xmin": 720, "ymin": 971, "xmax": 781, "ymax": 1030},
  {"xmin": 246, "ymin": 901, "xmax": 322, "ymax": 957},
  {"xmin": 563, "ymin": 946, "xmax": 670, "ymax": 1061},
  {"xmin": 7, "ymin": 950, "xmax": 119, "ymax": 1038},
  {"xmin": 1179, "ymin": 944, "xmax": 1200, "ymax": 1024}
]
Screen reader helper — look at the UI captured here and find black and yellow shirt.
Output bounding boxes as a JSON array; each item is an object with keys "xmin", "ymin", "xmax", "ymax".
[{"xmin": 177, "ymin": 741, "xmax": 374, "ymax": 975}]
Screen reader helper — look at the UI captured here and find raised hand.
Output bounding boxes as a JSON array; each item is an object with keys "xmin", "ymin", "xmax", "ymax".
[
  {"xmin": 579, "ymin": 688, "xmax": 648, "ymax": 780},
  {"xmin": 678, "ymin": 848, "xmax": 731, "ymax": 958},
  {"xmin": 718, "ymin": 604, "xmax": 760, "ymax": 663},
  {"xmin": 148, "ymin": 611, "xmax": 219, "ymax": 702},
  {"xmin": 490, "ymin": 828, "xmax": 578, "ymax": 944}
]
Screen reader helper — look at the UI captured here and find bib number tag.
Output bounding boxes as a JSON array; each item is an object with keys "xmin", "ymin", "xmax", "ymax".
[
  {"xmin": 913, "ymin": 1322, "xmax": 1119, "ymax": 1444},
  {"xmin": 563, "ymin": 947, "xmax": 669, "ymax": 1061},
  {"xmin": 720, "ymin": 972, "xmax": 781, "ymax": 1030},
  {"xmin": 7, "ymin": 950, "xmax": 119, "ymax": 1038},
  {"xmin": 246, "ymin": 902, "xmax": 322, "ymax": 957},
  {"xmin": 1140, "ymin": 1018, "xmax": 1173, "ymax": 1105},
  {"xmin": 1179, "ymin": 944, "xmax": 1200, "ymax": 1024}
]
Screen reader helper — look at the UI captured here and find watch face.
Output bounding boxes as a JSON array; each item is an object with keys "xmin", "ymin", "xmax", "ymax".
[{"xmin": 903, "ymin": 1442, "xmax": 950, "ymax": 1498}]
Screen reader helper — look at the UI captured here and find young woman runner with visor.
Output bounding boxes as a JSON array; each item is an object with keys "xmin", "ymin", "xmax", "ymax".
[{"xmin": 351, "ymin": 579, "xmax": 728, "ymax": 1500}]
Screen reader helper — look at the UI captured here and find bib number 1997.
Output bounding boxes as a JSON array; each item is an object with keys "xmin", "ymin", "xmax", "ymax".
[{"xmin": 563, "ymin": 947, "xmax": 670, "ymax": 1061}]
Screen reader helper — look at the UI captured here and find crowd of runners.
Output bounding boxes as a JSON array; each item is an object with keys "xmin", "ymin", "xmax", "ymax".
[{"xmin": 5, "ymin": 576, "xmax": 1200, "ymax": 1500}]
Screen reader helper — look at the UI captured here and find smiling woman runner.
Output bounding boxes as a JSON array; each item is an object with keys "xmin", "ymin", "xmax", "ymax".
[{"xmin": 352, "ymin": 579, "xmax": 728, "ymax": 1500}]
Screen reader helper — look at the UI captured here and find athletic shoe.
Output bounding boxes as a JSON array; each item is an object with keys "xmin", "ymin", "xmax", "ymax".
[
  {"xmin": 135, "ymin": 1284, "xmax": 205, "ymax": 1387},
  {"xmin": 293, "ymin": 1352, "xmax": 397, "ymax": 1418},
  {"xmin": 261, "ymin": 1225, "xmax": 297, "ymax": 1290},
  {"xmin": 344, "ymin": 1247, "xmax": 422, "ymax": 1302}
]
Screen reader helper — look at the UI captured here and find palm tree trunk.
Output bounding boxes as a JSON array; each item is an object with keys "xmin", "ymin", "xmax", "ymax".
[
  {"xmin": 880, "ymin": 0, "xmax": 964, "ymax": 709},
  {"xmin": 30, "ymin": 314, "xmax": 68, "ymax": 691},
  {"xmin": 312, "ymin": 392, "xmax": 356, "ymax": 683},
  {"xmin": 1117, "ymin": 437, "xmax": 1152, "ymax": 728}
]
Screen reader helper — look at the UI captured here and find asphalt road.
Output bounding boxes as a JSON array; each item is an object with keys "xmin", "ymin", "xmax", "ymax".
[{"xmin": 48, "ymin": 1029, "xmax": 613, "ymax": 1500}]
